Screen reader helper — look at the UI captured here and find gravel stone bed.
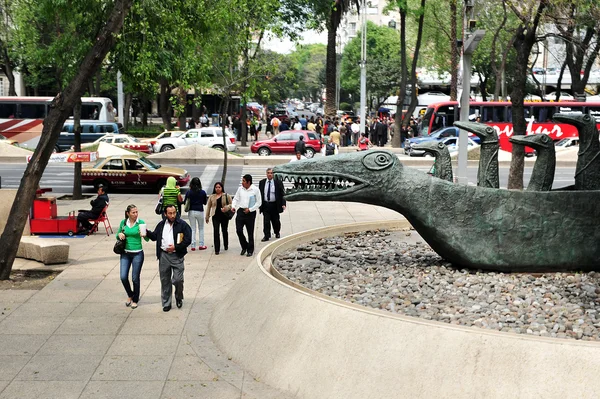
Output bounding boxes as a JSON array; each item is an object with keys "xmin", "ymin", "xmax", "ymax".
[{"xmin": 273, "ymin": 229, "xmax": 600, "ymax": 341}]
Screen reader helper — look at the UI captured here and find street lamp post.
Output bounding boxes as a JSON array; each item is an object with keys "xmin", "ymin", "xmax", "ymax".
[
  {"xmin": 359, "ymin": 0, "xmax": 367, "ymax": 135},
  {"xmin": 457, "ymin": 25, "xmax": 485, "ymax": 184}
]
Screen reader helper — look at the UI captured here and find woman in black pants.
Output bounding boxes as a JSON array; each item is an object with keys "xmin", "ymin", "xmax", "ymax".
[{"xmin": 205, "ymin": 182, "xmax": 233, "ymax": 255}]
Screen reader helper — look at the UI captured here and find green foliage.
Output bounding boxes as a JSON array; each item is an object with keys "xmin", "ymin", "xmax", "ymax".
[
  {"xmin": 340, "ymin": 21, "xmax": 402, "ymax": 104},
  {"xmin": 339, "ymin": 101, "xmax": 352, "ymax": 111},
  {"xmin": 287, "ymin": 44, "xmax": 327, "ymax": 100},
  {"xmin": 12, "ymin": 0, "xmax": 111, "ymax": 91}
]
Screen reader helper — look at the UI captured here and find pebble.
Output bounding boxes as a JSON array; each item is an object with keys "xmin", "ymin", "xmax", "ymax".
[{"xmin": 273, "ymin": 230, "xmax": 600, "ymax": 342}]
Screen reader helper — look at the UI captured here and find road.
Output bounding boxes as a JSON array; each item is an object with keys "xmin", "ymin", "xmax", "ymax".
[{"xmin": 0, "ymin": 162, "xmax": 576, "ymax": 195}]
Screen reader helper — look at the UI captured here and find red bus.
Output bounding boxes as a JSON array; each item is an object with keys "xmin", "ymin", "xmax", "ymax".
[{"xmin": 420, "ymin": 101, "xmax": 600, "ymax": 152}]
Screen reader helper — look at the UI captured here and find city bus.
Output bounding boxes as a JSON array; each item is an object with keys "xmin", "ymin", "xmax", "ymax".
[
  {"xmin": 420, "ymin": 101, "xmax": 600, "ymax": 152},
  {"xmin": 0, "ymin": 96, "xmax": 116, "ymax": 149}
]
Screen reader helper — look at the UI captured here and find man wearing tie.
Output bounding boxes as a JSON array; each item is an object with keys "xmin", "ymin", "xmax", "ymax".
[
  {"xmin": 231, "ymin": 174, "xmax": 262, "ymax": 257},
  {"xmin": 259, "ymin": 168, "xmax": 286, "ymax": 242}
]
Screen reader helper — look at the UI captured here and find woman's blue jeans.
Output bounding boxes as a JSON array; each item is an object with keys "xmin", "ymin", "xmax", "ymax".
[{"xmin": 120, "ymin": 251, "xmax": 144, "ymax": 303}]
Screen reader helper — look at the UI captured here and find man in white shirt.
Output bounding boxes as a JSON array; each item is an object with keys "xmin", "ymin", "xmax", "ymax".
[
  {"xmin": 231, "ymin": 174, "xmax": 262, "ymax": 257},
  {"xmin": 351, "ymin": 120, "xmax": 360, "ymax": 146},
  {"xmin": 146, "ymin": 205, "xmax": 192, "ymax": 312}
]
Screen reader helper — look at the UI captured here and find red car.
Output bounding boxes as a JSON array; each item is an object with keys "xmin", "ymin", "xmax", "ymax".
[{"xmin": 251, "ymin": 130, "xmax": 322, "ymax": 158}]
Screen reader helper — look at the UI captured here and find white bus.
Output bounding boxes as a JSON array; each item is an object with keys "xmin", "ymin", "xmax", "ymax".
[{"xmin": 0, "ymin": 96, "xmax": 116, "ymax": 149}]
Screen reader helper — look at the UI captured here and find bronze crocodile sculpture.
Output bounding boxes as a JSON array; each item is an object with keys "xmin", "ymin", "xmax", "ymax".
[
  {"xmin": 412, "ymin": 141, "xmax": 453, "ymax": 182},
  {"xmin": 509, "ymin": 134, "xmax": 555, "ymax": 191},
  {"xmin": 274, "ymin": 149, "xmax": 600, "ymax": 273}
]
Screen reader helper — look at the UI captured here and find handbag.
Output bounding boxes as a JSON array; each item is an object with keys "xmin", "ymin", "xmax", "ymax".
[
  {"xmin": 155, "ymin": 195, "xmax": 163, "ymax": 215},
  {"xmin": 224, "ymin": 194, "xmax": 235, "ymax": 220},
  {"xmin": 184, "ymin": 196, "xmax": 191, "ymax": 212},
  {"xmin": 113, "ymin": 222, "xmax": 126, "ymax": 255}
]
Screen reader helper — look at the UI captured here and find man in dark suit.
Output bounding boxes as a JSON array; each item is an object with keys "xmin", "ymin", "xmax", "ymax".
[
  {"xmin": 77, "ymin": 184, "xmax": 109, "ymax": 234},
  {"xmin": 376, "ymin": 119, "xmax": 388, "ymax": 147},
  {"xmin": 259, "ymin": 168, "xmax": 286, "ymax": 241}
]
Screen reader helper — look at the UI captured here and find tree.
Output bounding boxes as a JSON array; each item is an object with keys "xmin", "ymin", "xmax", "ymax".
[
  {"xmin": 0, "ymin": 0, "xmax": 134, "ymax": 280},
  {"xmin": 325, "ymin": 0, "xmax": 358, "ymax": 116},
  {"xmin": 287, "ymin": 44, "xmax": 327, "ymax": 101},
  {"xmin": 340, "ymin": 22, "xmax": 402, "ymax": 110},
  {"xmin": 548, "ymin": 2, "xmax": 600, "ymax": 99},
  {"xmin": 507, "ymin": 0, "xmax": 548, "ymax": 190},
  {"xmin": 0, "ymin": 0, "xmax": 17, "ymax": 95}
]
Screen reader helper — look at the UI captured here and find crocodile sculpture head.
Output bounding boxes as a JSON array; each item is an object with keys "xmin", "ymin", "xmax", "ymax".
[
  {"xmin": 553, "ymin": 113, "xmax": 600, "ymax": 190},
  {"xmin": 453, "ymin": 121, "xmax": 499, "ymax": 188},
  {"xmin": 274, "ymin": 151, "xmax": 400, "ymax": 204},
  {"xmin": 509, "ymin": 134, "xmax": 555, "ymax": 191},
  {"xmin": 412, "ymin": 141, "xmax": 453, "ymax": 182}
]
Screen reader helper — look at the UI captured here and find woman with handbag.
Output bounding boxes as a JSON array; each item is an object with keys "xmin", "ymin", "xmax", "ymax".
[
  {"xmin": 205, "ymin": 181, "xmax": 233, "ymax": 255},
  {"xmin": 183, "ymin": 177, "xmax": 207, "ymax": 251},
  {"xmin": 117, "ymin": 204, "xmax": 149, "ymax": 309}
]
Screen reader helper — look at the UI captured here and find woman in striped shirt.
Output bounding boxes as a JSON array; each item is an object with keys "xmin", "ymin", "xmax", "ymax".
[{"xmin": 160, "ymin": 176, "xmax": 183, "ymax": 216}]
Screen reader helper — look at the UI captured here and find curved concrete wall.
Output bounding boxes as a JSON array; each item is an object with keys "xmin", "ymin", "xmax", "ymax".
[{"xmin": 210, "ymin": 220, "xmax": 600, "ymax": 399}]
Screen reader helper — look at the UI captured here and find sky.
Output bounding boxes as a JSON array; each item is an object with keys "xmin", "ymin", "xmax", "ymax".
[{"xmin": 262, "ymin": 29, "xmax": 327, "ymax": 54}]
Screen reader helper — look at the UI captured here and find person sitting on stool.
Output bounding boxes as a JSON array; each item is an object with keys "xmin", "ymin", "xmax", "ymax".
[
  {"xmin": 259, "ymin": 168, "xmax": 286, "ymax": 242},
  {"xmin": 77, "ymin": 184, "xmax": 109, "ymax": 234}
]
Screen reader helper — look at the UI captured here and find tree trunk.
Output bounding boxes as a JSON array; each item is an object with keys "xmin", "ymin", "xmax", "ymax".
[
  {"xmin": 72, "ymin": 99, "xmax": 83, "ymax": 200},
  {"xmin": 449, "ymin": 0, "xmax": 458, "ymax": 101},
  {"xmin": 325, "ymin": 18, "xmax": 338, "ymax": 117},
  {"xmin": 95, "ymin": 68, "xmax": 101, "ymax": 96},
  {"xmin": 555, "ymin": 60, "xmax": 568, "ymax": 101},
  {"xmin": 220, "ymin": 96, "xmax": 231, "ymax": 185},
  {"xmin": 392, "ymin": 6, "xmax": 407, "ymax": 148},
  {"xmin": 0, "ymin": 0, "xmax": 133, "ymax": 280},
  {"xmin": 159, "ymin": 79, "xmax": 172, "ymax": 130},
  {"xmin": 141, "ymin": 97, "xmax": 148, "ymax": 127},
  {"xmin": 177, "ymin": 86, "xmax": 187, "ymax": 130},
  {"xmin": 403, "ymin": 0, "xmax": 426, "ymax": 128},
  {"xmin": 1, "ymin": 46, "xmax": 16, "ymax": 96},
  {"xmin": 507, "ymin": 1, "xmax": 546, "ymax": 190},
  {"xmin": 123, "ymin": 92, "xmax": 132, "ymax": 130}
]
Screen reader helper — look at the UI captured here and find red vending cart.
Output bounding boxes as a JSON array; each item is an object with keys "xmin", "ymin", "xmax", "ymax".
[{"xmin": 29, "ymin": 189, "xmax": 78, "ymax": 236}]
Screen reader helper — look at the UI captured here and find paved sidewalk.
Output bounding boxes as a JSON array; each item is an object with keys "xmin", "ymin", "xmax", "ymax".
[{"xmin": 4, "ymin": 193, "xmax": 402, "ymax": 398}]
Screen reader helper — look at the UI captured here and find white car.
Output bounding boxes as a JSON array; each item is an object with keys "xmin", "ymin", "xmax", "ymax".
[
  {"xmin": 73, "ymin": 134, "xmax": 153, "ymax": 153},
  {"xmin": 153, "ymin": 127, "xmax": 237, "ymax": 153},
  {"xmin": 555, "ymin": 137, "xmax": 579, "ymax": 151}
]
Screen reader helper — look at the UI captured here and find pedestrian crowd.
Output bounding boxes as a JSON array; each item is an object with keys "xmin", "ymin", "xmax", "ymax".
[{"xmin": 102, "ymin": 167, "xmax": 288, "ymax": 312}]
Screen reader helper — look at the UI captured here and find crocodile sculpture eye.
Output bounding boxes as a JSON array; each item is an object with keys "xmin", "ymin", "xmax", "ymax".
[
  {"xmin": 485, "ymin": 127, "xmax": 495, "ymax": 135},
  {"xmin": 437, "ymin": 142, "xmax": 445, "ymax": 149},
  {"xmin": 583, "ymin": 114, "xmax": 592, "ymax": 122},
  {"xmin": 362, "ymin": 151, "xmax": 394, "ymax": 170},
  {"xmin": 541, "ymin": 135, "xmax": 550, "ymax": 143}
]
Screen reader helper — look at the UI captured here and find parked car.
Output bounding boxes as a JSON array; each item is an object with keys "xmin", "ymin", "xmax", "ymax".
[
  {"xmin": 404, "ymin": 126, "xmax": 481, "ymax": 155},
  {"xmin": 74, "ymin": 133, "xmax": 152, "ymax": 154},
  {"xmin": 140, "ymin": 131, "xmax": 181, "ymax": 148},
  {"xmin": 251, "ymin": 130, "xmax": 322, "ymax": 158},
  {"xmin": 408, "ymin": 136, "xmax": 477, "ymax": 157},
  {"xmin": 82, "ymin": 154, "xmax": 190, "ymax": 192},
  {"xmin": 153, "ymin": 127, "xmax": 237, "ymax": 153},
  {"xmin": 555, "ymin": 137, "xmax": 579, "ymax": 151}
]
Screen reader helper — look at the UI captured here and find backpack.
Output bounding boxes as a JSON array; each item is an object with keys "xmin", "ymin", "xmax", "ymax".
[
  {"xmin": 325, "ymin": 142, "xmax": 336, "ymax": 156},
  {"xmin": 272, "ymin": 118, "xmax": 280, "ymax": 127}
]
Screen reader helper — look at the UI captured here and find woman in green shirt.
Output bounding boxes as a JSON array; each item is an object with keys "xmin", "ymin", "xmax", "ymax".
[{"xmin": 118, "ymin": 204, "xmax": 149, "ymax": 309}]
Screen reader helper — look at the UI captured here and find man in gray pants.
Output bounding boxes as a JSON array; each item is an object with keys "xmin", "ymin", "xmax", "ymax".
[{"xmin": 146, "ymin": 205, "xmax": 192, "ymax": 312}]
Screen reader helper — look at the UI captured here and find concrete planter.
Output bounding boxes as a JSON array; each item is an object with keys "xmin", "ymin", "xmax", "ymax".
[{"xmin": 210, "ymin": 220, "xmax": 600, "ymax": 399}]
